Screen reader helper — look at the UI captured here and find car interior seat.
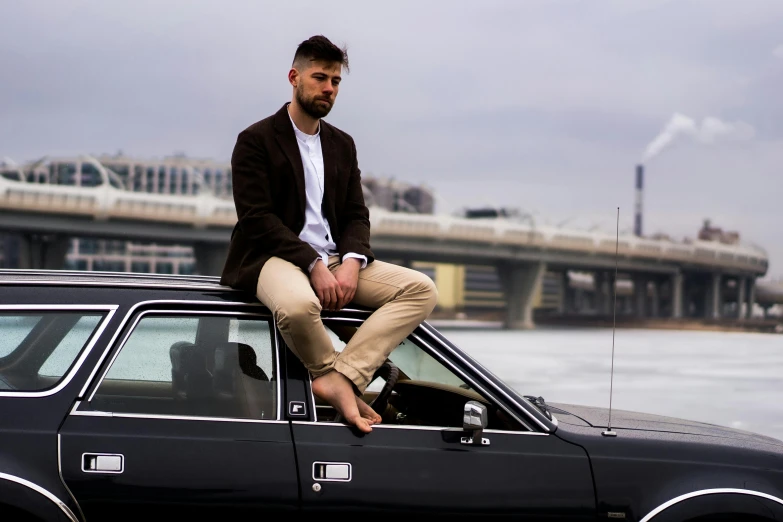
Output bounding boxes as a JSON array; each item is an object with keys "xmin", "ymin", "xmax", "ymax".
[
  {"xmin": 169, "ymin": 341, "xmax": 215, "ymax": 415},
  {"xmin": 212, "ymin": 342, "xmax": 274, "ymax": 420}
]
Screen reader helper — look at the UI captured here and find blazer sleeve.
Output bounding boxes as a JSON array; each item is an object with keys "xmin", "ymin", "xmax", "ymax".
[
  {"xmin": 336, "ymin": 137, "xmax": 374, "ymax": 263},
  {"xmin": 231, "ymin": 129, "xmax": 319, "ymax": 272}
]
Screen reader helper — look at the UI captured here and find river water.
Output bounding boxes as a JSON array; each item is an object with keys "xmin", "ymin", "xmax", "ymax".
[{"xmin": 443, "ymin": 327, "xmax": 783, "ymax": 441}]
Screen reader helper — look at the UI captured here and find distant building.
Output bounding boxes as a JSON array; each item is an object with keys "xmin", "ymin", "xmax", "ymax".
[
  {"xmin": 362, "ymin": 177, "xmax": 434, "ymax": 214},
  {"xmin": 96, "ymin": 152, "xmax": 232, "ymax": 198},
  {"xmin": 698, "ymin": 219, "xmax": 740, "ymax": 245},
  {"xmin": 67, "ymin": 239, "xmax": 195, "ymax": 275}
]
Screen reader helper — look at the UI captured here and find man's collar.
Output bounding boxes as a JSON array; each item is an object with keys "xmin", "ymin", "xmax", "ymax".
[{"xmin": 287, "ymin": 102, "xmax": 320, "ymax": 139}]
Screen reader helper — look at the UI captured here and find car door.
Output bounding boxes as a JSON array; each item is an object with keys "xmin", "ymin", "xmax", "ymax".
[
  {"xmin": 288, "ymin": 318, "xmax": 596, "ymax": 519},
  {"xmin": 58, "ymin": 306, "xmax": 298, "ymax": 519}
]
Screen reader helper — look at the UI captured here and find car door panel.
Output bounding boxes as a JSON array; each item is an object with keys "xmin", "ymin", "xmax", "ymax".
[
  {"xmin": 287, "ymin": 320, "xmax": 595, "ymax": 518},
  {"xmin": 58, "ymin": 309, "xmax": 299, "ymax": 518},
  {"xmin": 60, "ymin": 415, "xmax": 298, "ymax": 518},
  {"xmin": 291, "ymin": 422, "xmax": 594, "ymax": 518}
]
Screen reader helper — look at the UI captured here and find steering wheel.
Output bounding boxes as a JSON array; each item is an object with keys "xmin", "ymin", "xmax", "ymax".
[
  {"xmin": 333, "ymin": 360, "xmax": 400, "ymax": 424},
  {"xmin": 368, "ymin": 360, "xmax": 400, "ymax": 416}
]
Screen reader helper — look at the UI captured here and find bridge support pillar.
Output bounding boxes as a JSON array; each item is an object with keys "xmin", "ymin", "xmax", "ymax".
[
  {"xmin": 706, "ymin": 273, "xmax": 722, "ymax": 319},
  {"xmin": 634, "ymin": 275, "xmax": 647, "ymax": 319},
  {"xmin": 649, "ymin": 279, "xmax": 660, "ymax": 318},
  {"xmin": 735, "ymin": 277, "xmax": 747, "ymax": 320},
  {"xmin": 16, "ymin": 233, "xmax": 70, "ymax": 270},
  {"xmin": 594, "ymin": 272, "xmax": 611, "ymax": 315},
  {"xmin": 498, "ymin": 261, "xmax": 545, "ymax": 330},
  {"xmin": 194, "ymin": 242, "xmax": 229, "ymax": 276},
  {"xmin": 558, "ymin": 272, "xmax": 569, "ymax": 314},
  {"xmin": 745, "ymin": 278, "xmax": 756, "ymax": 319},
  {"xmin": 671, "ymin": 272, "xmax": 683, "ymax": 318}
]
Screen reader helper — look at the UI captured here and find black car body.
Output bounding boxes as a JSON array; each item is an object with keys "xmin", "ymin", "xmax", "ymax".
[{"xmin": 0, "ymin": 270, "xmax": 781, "ymax": 521}]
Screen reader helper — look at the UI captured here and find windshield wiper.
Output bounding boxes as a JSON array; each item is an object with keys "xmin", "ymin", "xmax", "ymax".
[{"xmin": 524, "ymin": 395, "xmax": 553, "ymax": 421}]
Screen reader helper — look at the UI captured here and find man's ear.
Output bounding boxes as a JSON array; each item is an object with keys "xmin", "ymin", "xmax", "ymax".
[{"xmin": 288, "ymin": 68, "xmax": 298, "ymax": 88}]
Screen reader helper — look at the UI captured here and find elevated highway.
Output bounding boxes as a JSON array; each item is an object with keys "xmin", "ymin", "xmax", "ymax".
[{"xmin": 0, "ymin": 155, "xmax": 773, "ymax": 328}]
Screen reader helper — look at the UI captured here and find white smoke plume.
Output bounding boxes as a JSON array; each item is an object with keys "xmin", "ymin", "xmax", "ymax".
[{"xmin": 642, "ymin": 112, "xmax": 755, "ymax": 162}]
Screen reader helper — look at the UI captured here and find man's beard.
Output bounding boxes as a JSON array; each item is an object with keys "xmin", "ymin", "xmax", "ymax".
[{"xmin": 296, "ymin": 86, "xmax": 333, "ymax": 119}]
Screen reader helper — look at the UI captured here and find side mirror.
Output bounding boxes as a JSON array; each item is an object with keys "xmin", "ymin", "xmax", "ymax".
[{"xmin": 461, "ymin": 400, "xmax": 489, "ymax": 446}]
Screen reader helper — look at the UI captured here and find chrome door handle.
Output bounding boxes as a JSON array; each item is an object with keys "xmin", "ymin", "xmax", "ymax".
[
  {"xmin": 82, "ymin": 453, "xmax": 124, "ymax": 474},
  {"xmin": 312, "ymin": 461, "xmax": 351, "ymax": 482}
]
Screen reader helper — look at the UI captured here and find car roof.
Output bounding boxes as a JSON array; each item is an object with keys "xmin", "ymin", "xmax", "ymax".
[{"xmin": 0, "ymin": 269, "xmax": 236, "ymax": 291}]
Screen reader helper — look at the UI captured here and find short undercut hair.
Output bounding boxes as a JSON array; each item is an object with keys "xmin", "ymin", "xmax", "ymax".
[{"xmin": 292, "ymin": 35, "xmax": 350, "ymax": 72}]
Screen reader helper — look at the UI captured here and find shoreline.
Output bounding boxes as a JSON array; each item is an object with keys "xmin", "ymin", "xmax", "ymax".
[
  {"xmin": 535, "ymin": 315, "xmax": 783, "ymax": 334},
  {"xmin": 429, "ymin": 315, "xmax": 783, "ymax": 334}
]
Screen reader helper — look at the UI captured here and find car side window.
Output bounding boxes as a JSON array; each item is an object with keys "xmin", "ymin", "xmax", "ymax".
[
  {"xmin": 318, "ymin": 321, "xmax": 526, "ymax": 432},
  {"xmin": 0, "ymin": 311, "xmax": 107, "ymax": 392},
  {"xmin": 0, "ymin": 315, "xmax": 41, "ymax": 358},
  {"xmin": 39, "ymin": 315, "xmax": 104, "ymax": 379},
  {"xmin": 87, "ymin": 313, "xmax": 277, "ymax": 421}
]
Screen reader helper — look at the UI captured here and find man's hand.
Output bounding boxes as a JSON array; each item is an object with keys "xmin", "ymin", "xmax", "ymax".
[
  {"xmin": 310, "ymin": 261, "xmax": 344, "ymax": 311},
  {"xmin": 333, "ymin": 258, "xmax": 361, "ymax": 310}
]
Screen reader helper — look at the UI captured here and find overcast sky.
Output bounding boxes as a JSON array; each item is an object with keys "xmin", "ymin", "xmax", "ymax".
[{"xmin": 1, "ymin": 0, "xmax": 781, "ymax": 278}]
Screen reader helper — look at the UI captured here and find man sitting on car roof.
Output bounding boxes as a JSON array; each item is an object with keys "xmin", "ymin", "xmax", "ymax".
[{"xmin": 220, "ymin": 35, "xmax": 438, "ymax": 433}]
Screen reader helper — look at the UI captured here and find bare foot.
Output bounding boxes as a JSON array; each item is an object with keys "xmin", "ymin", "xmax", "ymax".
[
  {"xmin": 312, "ymin": 371, "xmax": 372, "ymax": 433},
  {"xmin": 356, "ymin": 397, "xmax": 382, "ymax": 425}
]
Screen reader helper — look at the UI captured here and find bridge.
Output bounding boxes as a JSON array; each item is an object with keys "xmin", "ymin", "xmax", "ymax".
[{"xmin": 0, "ymin": 154, "xmax": 776, "ymax": 329}]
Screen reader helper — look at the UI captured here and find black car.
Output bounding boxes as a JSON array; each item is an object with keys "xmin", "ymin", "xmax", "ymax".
[{"xmin": 0, "ymin": 270, "xmax": 781, "ymax": 522}]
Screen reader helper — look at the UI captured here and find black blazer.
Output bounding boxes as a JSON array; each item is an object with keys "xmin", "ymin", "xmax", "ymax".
[{"xmin": 220, "ymin": 103, "xmax": 374, "ymax": 293}]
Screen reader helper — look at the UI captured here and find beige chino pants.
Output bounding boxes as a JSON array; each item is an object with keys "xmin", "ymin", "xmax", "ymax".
[{"xmin": 256, "ymin": 256, "xmax": 438, "ymax": 393}]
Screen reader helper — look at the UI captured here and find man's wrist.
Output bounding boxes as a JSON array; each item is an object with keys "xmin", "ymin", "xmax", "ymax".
[
  {"xmin": 308, "ymin": 257, "xmax": 322, "ymax": 273},
  {"xmin": 342, "ymin": 253, "xmax": 367, "ymax": 269},
  {"xmin": 342, "ymin": 257, "xmax": 361, "ymax": 269}
]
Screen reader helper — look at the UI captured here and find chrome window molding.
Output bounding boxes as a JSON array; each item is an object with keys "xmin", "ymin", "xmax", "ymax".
[
  {"xmin": 80, "ymin": 304, "xmax": 281, "ymax": 422},
  {"xmin": 419, "ymin": 322, "xmax": 554, "ymax": 431},
  {"xmin": 640, "ymin": 488, "xmax": 783, "ymax": 522},
  {"xmin": 57, "ymin": 434, "xmax": 85, "ymax": 522},
  {"xmin": 0, "ymin": 305, "xmax": 117, "ymax": 398},
  {"xmin": 307, "ymin": 368, "xmax": 317, "ymax": 422},
  {"xmin": 292, "ymin": 420, "xmax": 548, "ymax": 435},
  {"xmin": 0, "ymin": 305, "xmax": 116, "ymax": 311},
  {"xmin": 0, "ymin": 279, "xmax": 240, "ymax": 291},
  {"xmin": 0, "ymin": 268, "xmax": 221, "ymax": 282},
  {"xmin": 307, "ymin": 317, "xmax": 536, "ymax": 433},
  {"xmin": 70, "ymin": 405, "xmax": 288, "ymax": 425},
  {"xmin": 77, "ymin": 299, "xmax": 268, "ymax": 398},
  {"xmin": 0, "ymin": 471, "xmax": 79, "ymax": 522}
]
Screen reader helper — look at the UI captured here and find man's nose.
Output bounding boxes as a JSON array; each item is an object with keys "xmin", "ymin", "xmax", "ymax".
[{"xmin": 322, "ymin": 84, "xmax": 334, "ymax": 96}]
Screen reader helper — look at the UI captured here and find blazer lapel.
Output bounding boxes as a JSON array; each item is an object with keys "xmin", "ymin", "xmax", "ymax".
[
  {"xmin": 273, "ymin": 105, "xmax": 306, "ymax": 215},
  {"xmin": 320, "ymin": 124, "xmax": 337, "ymax": 222}
]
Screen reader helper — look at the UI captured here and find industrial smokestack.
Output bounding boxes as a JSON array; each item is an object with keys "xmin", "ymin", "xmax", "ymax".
[{"xmin": 634, "ymin": 164, "xmax": 643, "ymax": 237}]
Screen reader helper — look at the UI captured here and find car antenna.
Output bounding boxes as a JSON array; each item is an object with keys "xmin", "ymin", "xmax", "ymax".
[{"xmin": 602, "ymin": 206, "xmax": 620, "ymax": 438}]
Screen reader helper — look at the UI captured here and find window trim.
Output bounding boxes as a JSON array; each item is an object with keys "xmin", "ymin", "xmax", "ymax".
[
  {"xmin": 82, "ymin": 308, "xmax": 282, "ymax": 423},
  {"xmin": 0, "ymin": 304, "xmax": 118, "ymax": 398},
  {"xmin": 307, "ymin": 317, "xmax": 537, "ymax": 433}
]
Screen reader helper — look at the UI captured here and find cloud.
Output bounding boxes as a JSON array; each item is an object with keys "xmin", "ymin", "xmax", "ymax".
[
  {"xmin": 642, "ymin": 113, "xmax": 755, "ymax": 162},
  {"xmin": 0, "ymin": 1, "xmax": 782, "ymax": 276}
]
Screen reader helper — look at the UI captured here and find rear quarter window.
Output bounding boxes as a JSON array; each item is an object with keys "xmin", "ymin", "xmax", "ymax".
[{"xmin": 0, "ymin": 311, "xmax": 108, "ymax": 392}]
